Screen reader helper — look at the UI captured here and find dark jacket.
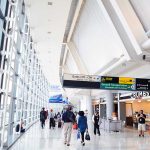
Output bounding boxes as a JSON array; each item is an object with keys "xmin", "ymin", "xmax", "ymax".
[
  {"xmin": 40, "ymin": 110, "xmax": 47, "ymax": 121},
  {"xmin": 78, "ymin": 116, "xmax": 88, "ymax": 132},
  {"xmin": 62, "ymin": 110, "xmax": 75, "ymax": 123},
  {"xmin": 94, "ymin": 115, "xmax": 99, "ymax": 125}
]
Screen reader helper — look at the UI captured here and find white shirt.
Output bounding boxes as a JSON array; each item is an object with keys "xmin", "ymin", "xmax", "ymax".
[{"xmin": 49, "ymin": 112, "xmax": 54, "ymax": 119}]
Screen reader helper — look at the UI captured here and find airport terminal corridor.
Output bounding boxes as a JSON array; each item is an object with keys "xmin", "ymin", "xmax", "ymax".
[
  {"xmin": 1, "ymin": 0, "xmax": 150, "ymax": 149},
  {"xmin": 9, "ymin": 122, "xmax": 150, "ymax": 150}
]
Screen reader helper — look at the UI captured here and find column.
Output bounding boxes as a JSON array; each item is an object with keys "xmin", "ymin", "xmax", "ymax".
[
  {"xmin": 85, "ymin": 95, "xmax": 93, "ymax": 121},
  {"xmin": 117, "ymin": 93, "xmax": 121, "ymax": 120},
  {"xmin": 105, "ymin": 91, "xmax": 114, "ymax": 119}
]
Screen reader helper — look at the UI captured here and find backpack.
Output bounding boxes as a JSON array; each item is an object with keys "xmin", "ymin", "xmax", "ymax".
[
  {"xmin": 67, "ymin": 111, "xmax": 76, "ymax": 123},
  {"xmin": 16, "ymin": 124, "xmax": 20, "ymax": 132}
]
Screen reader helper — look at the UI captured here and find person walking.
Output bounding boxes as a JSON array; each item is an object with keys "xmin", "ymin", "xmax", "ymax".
[
  {"xmin": 92, "ymin": 112, "xmax": 100, "ymax": 136},
  {"xmin": 138, "ymin": 110, "xmax": 146, "ymax": 137},
  {"xmin": 57, "ymin": 112, "xmax": 62, "ymax": 128},
  {"xmin": 40, "ymin": 107, "xmax": 47, "ymax": 129},
  {"xmin": 49, "ymin": 109, "xmax": 55, "ymax": 129},
  {"xmin": 62, "ymin": 106, "xmax": 76, "ymax": 146},
  {"xmin": 78, "ymin": 111, "xmax": 88, "ymax": 146}
]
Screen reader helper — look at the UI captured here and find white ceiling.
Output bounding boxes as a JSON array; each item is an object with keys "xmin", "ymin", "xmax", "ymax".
[{"xmin": 24, "ymin": 0, "xmax": 72, "ymax": 85}]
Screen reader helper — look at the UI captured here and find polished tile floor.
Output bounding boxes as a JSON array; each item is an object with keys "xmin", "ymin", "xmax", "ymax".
[{"xmin": 9, "ymin": 121, "xmax": 150, "ymax": 150}]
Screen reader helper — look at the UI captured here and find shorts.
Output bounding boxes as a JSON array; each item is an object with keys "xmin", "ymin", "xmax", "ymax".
[{"xmin": 138, "ymin": 124, "xmax": 146, "ymax": 131}]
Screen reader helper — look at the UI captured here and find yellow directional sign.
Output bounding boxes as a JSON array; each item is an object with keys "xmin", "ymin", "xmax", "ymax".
[{"xmin": 119, "ymin": 77, "xmax": 135, "ymax": 84}]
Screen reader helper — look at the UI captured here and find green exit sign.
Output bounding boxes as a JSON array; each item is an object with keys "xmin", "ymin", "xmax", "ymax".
[{"xmin": 100, "ymin": 83, "xmax": 135, "ymax": 90}]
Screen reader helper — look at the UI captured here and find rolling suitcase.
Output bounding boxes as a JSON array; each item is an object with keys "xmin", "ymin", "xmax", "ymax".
[
  {"xmin": 53, "ymin": 120, "xmax": 55, "ymax": 127},
  {"xmin": 58, "ymin": 121, "xmax": 62, "ymax": 128}
]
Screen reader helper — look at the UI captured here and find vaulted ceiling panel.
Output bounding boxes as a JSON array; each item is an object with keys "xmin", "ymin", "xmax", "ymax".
[{"xmin": 72, "ymin": 0, "xmax": 129, "ymax": 74}]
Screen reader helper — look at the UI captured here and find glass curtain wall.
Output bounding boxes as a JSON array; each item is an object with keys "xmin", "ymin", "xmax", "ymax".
[{"xmin": 0, "ymin": 0, "xmax": 49, "ymax": 148}]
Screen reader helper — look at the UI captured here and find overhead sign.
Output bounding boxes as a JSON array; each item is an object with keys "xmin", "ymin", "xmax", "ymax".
[
  {"xmin": 63, "ymin": 74, "xmax": 150, "ymax": 91},
  {"xmin": 49, "ymin": 94, "xmax": 63, "ymax": 103},
  {"xmin": 100, "ymin": 83, "xmax": 135, "ymax": 91},
  {"xmin": 49, "ymin": 94, "xmax": 68, "ymax": 104},
  {"xmin": 119, "ymin": 77, "xmax": 135, "ymax": 85},
  {"xmin": 136, "ymin": 78, "xmax": 150, "ymax": 91},
  {"xmin": 63, "ymin": 74, "xmax": 101, "ymax": 82},
  {"xmin": 63, "ymin": 74, "xmax": 101, "ymax": 89},
  {"xmin": 131, "ymin": 91, "xmax": 150, "ymax": 98},
  {"xmin": 101, "ymin": 76, "xmax": 118, "ymax": 83},
  {"xmin": 100, "ymin": 76, "xmax": 135, "ymax": 91}
]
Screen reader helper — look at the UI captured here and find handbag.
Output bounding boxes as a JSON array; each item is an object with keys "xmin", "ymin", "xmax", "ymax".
[
  {"xmin": 73, "ymin": 123, "xmax": 78, "ymax": 129},
  {"xmin": 85, "ymin": 130, "xmax": 90, "ymax": 141},
  {"xmin": 77, "ymin": 130, "xmax": 80, "ymax": 139}
]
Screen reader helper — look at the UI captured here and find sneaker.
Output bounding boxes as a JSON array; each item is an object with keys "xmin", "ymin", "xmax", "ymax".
[
  {"xmin": 67, "ymin": 144, "xmax": 70, "ymax": 146},
  {"xmin": 64, "ymin": 142, "xmax": 66, "ymax": 144},
  {"xmin": 82, "ymin": 142, "xmax": 85, "ymax": 146},
  {"xmin": 81, "ymin": 141, "xmax": 83, "ymax": 143},
  {"xmin": 142, "ymin": 135, "xmax": 144, "ymax": 137},
  {"xmin": 139, "ymin": 134, "xmax": 141, "ymax": 137}
]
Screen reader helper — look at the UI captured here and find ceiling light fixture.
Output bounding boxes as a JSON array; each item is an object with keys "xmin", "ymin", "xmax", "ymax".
[
  {"xmin": 47, "ymin": 31, "xmax": 51, "ymax": 34},
  {"xmin": 48, "ymin": 2, "xmax": 53, "ymax": 5}
]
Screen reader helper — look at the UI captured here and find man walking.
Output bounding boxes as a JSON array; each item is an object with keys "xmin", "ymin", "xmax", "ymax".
[
  {"xmin": 49, "ymin": 109, "xmax": 55, "ymax": 129},
  {"xmin": 92, "ymin": 111, "xmax": 100, "ymax": 136},
  {"xmin": 40, "ymin": 107, "xmax": 47, "ymax": 129},
  {"xmin": 138, "ymin": 110, "xmax": 146, "ymax": 137},
  {"xmin": 62, "ymin": 106, "xmax": 75, "ymax": 146}
]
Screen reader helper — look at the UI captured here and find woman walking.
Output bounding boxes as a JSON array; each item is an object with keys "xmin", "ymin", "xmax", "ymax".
[{"xmin": 78, "ymin": 111, "xmax": 88, "ymax": 146}]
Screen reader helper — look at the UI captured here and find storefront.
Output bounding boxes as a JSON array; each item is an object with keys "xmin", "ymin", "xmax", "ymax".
[
  {"xmin": 120, "ymin": 91, "xmax": 150, "ymax": 129},
  {"xmin": 92, "ymin": 98, "xmax": 114, "ymax": 119}
]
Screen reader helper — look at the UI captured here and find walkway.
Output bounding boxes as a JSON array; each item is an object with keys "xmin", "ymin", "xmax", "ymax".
[{"xmin": 9, "ymin": 121, "xmax": 150, "ymax": 150}]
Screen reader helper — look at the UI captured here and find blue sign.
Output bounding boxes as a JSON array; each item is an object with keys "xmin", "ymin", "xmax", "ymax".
[{"xmin": 49, "ymin": 94, "xmax": 68, "ymax": 104}]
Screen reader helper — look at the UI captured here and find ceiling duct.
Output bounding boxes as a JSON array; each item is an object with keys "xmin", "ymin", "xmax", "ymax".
[
  {"xmin": 59, "ymin": 44, "xmax": 66, "ymax": 66},
  {"xmin": 63, "ymin": 0, "xmax": 79, "ymax": 43}
]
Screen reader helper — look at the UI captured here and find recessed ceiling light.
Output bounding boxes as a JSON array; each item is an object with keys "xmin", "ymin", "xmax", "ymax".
[
  {"xmin": 47, "ymin": 31, "xmax": 51, "ymax": 34},
  {"xmin": 48, "ymin": 2, "xmax": 53, "ymax": 5}
]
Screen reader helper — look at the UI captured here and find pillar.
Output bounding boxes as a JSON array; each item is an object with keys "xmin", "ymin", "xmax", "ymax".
[
  {"xmin": 85, "ymin": 95, "xmax": 93, "ymax": 120},
  {"xmin": 105, "ymin": 91, "xmax": 114, "ymax": 119},
  {"xmin": 80, "ymin": 90, "xmax": 93, "ymax": 121},
  {"xmin": 117, "ymin": 93, "xmax": 121, "ymax": 120}
]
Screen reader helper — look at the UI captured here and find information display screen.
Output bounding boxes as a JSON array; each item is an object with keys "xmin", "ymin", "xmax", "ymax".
[{"xmin": 136, "ymin": 78, "xmax": 150, "ymax": 91}]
